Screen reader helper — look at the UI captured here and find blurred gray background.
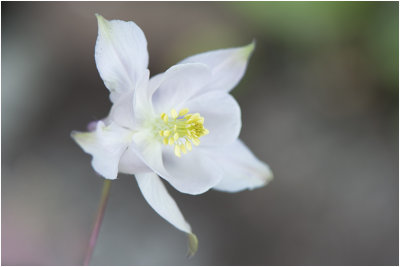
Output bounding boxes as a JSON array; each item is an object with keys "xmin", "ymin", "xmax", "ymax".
[{"xmin": 2, "ymin": 2, "xmax": 398, "ymax": 265}]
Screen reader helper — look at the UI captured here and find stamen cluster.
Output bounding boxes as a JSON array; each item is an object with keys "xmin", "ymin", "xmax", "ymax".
[{"xmin": 159, "ymin": 108, "xmax": 209, "ymax": 157}]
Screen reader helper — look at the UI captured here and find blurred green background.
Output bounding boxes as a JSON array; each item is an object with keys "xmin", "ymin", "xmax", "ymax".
[{"xmin": 2, "ymin": 1, "xmax": 398, "ymax": 265}]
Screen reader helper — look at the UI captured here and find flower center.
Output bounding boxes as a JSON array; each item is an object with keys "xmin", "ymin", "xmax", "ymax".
[{"xmin": 158, "ymin": 108, "xmax": 209, "ymax": 157}]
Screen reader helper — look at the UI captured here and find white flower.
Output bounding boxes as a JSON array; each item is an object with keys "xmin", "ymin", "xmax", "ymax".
[{"xmin": 72, "ymin": 14, "xmax": 273, "ymax": 255}]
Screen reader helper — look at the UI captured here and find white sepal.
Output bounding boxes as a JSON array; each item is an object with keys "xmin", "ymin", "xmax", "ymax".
[
  {"xmin": 95, "ymin": 14, "xmax": 149, "ymax": 103},
  {"xmin": 71, "ymin": 121, "xmax": 131, "ymax": 179},
  {"xmin": 211, "ymin": 139, "xmax": 273, "ymax": 192},
  {"xmin": 179, "ymin": 41, "xmax": 255, "ymax": 93},
  {"xmin": 135, "ymin": 172, "xmax": 192, "ymax": 233}
]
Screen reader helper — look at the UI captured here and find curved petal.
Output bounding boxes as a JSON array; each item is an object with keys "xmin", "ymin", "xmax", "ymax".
[
  {"xmin": 135, "ymin": 172, "xmax": 192, "ymax": 233},
  {"xmin": 105, "ymin": 90, "xmax": 135, "ymax": 129},
  {"xmin": 95, "ymin": 14, "xmax": 149, "ymax": 103},
  {"xmin": 151, "ymin": 63, "xmax": 212, "ymax": 114},
  {"xmin": 118, "ymin": 144, "xmax": 151, "ymax": 175},
  {"xmin": 211, "ymin": 139, "xmax": 273, "ymax": 192},
  {"xmin": 105, "ymin": 69, "xmax": 151, "ymax": 130},
  {"xmin": 161, "ymin": 147, "xmax": 224, "ymax": 195},
  {"xmin": 131, "ymin": 130, "xmax": 165, "ymax": 174},
  {"xmin": 183, "ymin": 91, "xmax": 241, "ymax": 147},
  {"xmin": 130, "ymin": 131, "xmax": 223, "ymax": 195},
  {"xmin": 178, "ymin": 41, "xmax": 255, "ymax": 93},
  {"xmin": 71, "ymin": 121, "xmax": 132, "ymax": 179},
  {"xmin": 132, "ymin": 69, "xmax": 154, "ymax": 122},
  {"xmin": 147, "ymin": 72, "xmax": 164, "ymax": 97}
]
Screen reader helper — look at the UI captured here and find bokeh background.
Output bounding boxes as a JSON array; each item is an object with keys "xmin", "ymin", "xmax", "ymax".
[{"xmin": 2, "ymin": 1, "xmax": 398, "ymax": 265}]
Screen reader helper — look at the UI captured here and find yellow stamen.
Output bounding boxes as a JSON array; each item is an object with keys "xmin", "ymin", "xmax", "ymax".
[
  {"xmin": 160, "ymin": 113, "xmax": 168, "ymax": 123},
  {"xmin": 174, "ymin": 145, "xmax": 181, "ymax": 157},
  {"xmin": 158, "ymin": 108, "xmax": 209, "ymax": 157},
  {"xmin": 168, "ymin": 138, "xmax": 174, "ymax": 145},
  {"xmin": 171, "ymin": 109, "xmax": 178, "ymax": 119},
  {"xmin": 192, "ymin": 138, "xmax": 200, "ymax": 146},
  {"xmin": 186, "ymin": 141, "xmax": 192, "ymax": 151},
  {"xmin": 180, "ymin": 144, "xmax": 187, "ymax": 154},
  {"xmin": 179, "ymin": 108, "xmax": 189, "ymax": 116}
]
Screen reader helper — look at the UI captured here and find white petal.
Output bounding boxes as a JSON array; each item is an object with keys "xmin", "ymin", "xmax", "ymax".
[
  {"xmin": 105, "ymin": 69, "xmax": 153, "ymax": 129},
  {"xmin": 135, "ymin": 172, "xmax": 192, "ymax": 233},
  {"xmin": 71, "ymin": 121, "xmax": 132, "ymax": 179},
  {"xmin": 105, "ymin": 90, "xmax": 135, "ymax": 129},
  {"xmin": 151, "ymin": 63, "xmax": 212, "ymax": 114},
  {"xmin": 131, "ymin": 131, "xmax": 165, "ymax": 174},
  {"xmin": 132, "ymin": 69, "xmax": 154, "ymax": 121},
  {"xmin": 161, "ymin": 147, "xmax": 224, "ymax": 195},
  {"xmin": 183, "ymin": 91, "xmax": 241, "ymax": 147},
  {"xmin": 211, "ymin": 139, "xmax": 273, "ymax": 192},
  {"xmin": 147, "ymin": 72, "xmax": 164, "ymax": 97},
  {"xmin": 130, "ymin": 131, "xmax": 223, "ymax": 195},
  {"xmin": 118, "ymin": 145, "xmax": 151, "ymax": 175},
  {"xmin": 179, "ymin": 41, "xmax": 255, "ymax": 93},
  {"xmin": 95, "ymin": 14, "xmax": 149, "ymax": 103}
]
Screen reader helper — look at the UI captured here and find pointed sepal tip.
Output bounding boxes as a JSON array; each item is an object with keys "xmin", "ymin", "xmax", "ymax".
[
  {"xmin": 241, "ymin": 39, "xmax": 256, "ymax": 60},
  {"xmin": 187, "ymin": 233, "xmax": 198, "ymax": 258}
]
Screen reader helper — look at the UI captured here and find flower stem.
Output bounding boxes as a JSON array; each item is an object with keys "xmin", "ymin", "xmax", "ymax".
[{"xmin": 83, "ymin": 179, "xmax": 112, "ymax": 265}]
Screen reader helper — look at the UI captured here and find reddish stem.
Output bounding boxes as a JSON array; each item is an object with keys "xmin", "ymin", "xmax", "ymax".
[{"xmin": 83, "ymin": 179, "xmax": 112, "ymax": 265}]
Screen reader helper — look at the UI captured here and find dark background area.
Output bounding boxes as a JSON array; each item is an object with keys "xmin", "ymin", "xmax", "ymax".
[{"xmin": 2, "ymin": 2, "xmax": 398, "ymax": 265}]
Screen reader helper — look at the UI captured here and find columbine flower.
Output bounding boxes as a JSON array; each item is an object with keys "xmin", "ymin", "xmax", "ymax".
[{"xmin": 72, "ymin": 14, "xmax": 273, "ymax": 255}]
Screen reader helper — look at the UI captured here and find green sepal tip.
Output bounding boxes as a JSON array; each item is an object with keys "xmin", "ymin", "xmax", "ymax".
[{"xmin": 187, "ymin": 233, "xmax": 198, "ymax": 258}]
